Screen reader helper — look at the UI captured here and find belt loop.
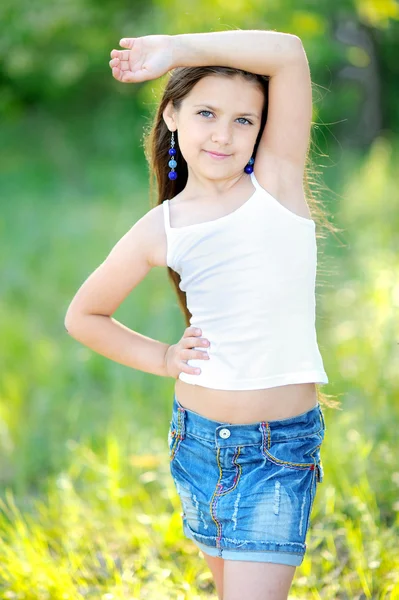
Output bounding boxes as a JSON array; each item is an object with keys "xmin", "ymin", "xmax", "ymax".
[
  {"xmin": 265, "ymin": 422, "xmax": 271, "ymax": 449},
  {"xmin": 259, "ymin": 421, "xmax": 271, "ymax": 457}
]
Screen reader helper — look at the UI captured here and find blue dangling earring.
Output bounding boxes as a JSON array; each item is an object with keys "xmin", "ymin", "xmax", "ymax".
[
  {"xmin": 168, "ymin": 131, "xmax": 178, "ymax": 180},
  {"xmin": 244, "ymin": 157, "xmax": 255, "ymax": 174}
]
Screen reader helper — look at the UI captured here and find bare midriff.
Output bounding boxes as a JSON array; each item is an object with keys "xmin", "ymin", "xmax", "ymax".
[{"xmin": 174, "ymin": 379, "xmax": 318, "ymax": 424}]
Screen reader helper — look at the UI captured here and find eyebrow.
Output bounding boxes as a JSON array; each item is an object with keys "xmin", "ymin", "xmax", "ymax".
[{"xmin": 192, "ymin": 104, "xmax": 260, "ymax": 119}]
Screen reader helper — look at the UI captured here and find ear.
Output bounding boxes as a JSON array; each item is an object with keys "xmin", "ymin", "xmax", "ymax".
[{"xmin": 162, "ymin": 101, "xmax": 177, "ymax": 131}]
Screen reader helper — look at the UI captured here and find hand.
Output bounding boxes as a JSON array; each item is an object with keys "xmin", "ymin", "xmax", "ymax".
[
  {"xmin": 109, "ymin": 35, "xmax": 175, "ymax": 83},
  {"xmin": 164, "ymin": 326, "xmax": 210, "ymax": 379}
]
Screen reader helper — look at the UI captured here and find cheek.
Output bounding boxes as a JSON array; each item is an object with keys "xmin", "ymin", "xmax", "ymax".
[
  {"xmin": 190, "ymin": 127, "xmax": 206, "ymax": 145},
  {"xmin": 178, "ymin": 131, "xmax": 205, "ymax": 156}
]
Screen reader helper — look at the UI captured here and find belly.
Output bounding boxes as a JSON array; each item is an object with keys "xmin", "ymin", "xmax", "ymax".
[{"xmin": 174, "ymin": 380, "xmax": 318, "ymax": 424}]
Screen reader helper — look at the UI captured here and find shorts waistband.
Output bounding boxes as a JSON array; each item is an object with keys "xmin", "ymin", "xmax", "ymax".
[{"xmin": 171, "ymin": 393, "xmax": 325, "ymax": 447}]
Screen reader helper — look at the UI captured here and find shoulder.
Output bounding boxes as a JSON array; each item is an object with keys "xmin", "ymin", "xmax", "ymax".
[{"xmin": 133, "ymin": 202, "xmax": 168, "ymax": 268}]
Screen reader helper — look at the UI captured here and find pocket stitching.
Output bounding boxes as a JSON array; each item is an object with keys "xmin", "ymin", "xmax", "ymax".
[
  {"xmin": 168, "ymin": 428, "xmax": 181, "ymax": 462},
  {"xmin": 168, "ymin": 412, "xmax": 185, "ymax": 463},
  {"xmin": 263, "ymin": 444, "xmax": 321, "ymax": 471},
  {"xmin": 261, "ymin": 424, "xmax": 323, "ymax": 472}
]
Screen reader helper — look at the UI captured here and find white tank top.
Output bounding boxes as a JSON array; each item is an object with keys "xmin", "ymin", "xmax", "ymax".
[{"xmin": 162, "ymin": 171, "xmax": 329, "ymax": 391}]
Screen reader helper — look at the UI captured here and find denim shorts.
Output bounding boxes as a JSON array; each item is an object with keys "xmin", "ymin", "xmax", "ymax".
[{"xmin": 168, "ymin": 393, "xmax": 326, "ymax": 567}]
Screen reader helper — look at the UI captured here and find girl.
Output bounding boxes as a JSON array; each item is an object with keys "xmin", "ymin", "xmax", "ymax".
[{"xmin": 66, "ymin": 30, "xmax": 338, "ymax": 600}]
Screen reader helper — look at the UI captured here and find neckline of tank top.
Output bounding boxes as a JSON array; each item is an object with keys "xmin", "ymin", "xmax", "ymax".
[{"xmin": 164, "ymin": 171, "xmax": 316, "ymax": 230}]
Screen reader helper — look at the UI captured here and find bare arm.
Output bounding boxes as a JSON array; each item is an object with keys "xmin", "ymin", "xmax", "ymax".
[
  {"xmin": 169, "ymin": 30, "xmax": 312, "ymax": 194},
  {"xmin": 110, "ymin": 30, "xmax": 301, "ymax": 83},
  {"xmin": 171, "ymin": 29, "xmax": 302, "ymax": 76},
  {"xmin": 64, "ymin": 206, "xmax": 170, "ymax": 378},
  {"xmin": 110, "ymin": 30, "xmax": 309, "ymax": 170}
]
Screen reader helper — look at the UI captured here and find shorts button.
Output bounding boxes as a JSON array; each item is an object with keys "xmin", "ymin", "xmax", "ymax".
[{"xmin": 219, "ymin": 428, "xmax": 231, "ymax": 439}]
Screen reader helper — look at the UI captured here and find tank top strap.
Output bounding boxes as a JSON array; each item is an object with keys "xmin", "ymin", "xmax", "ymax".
[
  {"xmin": 250, "ymin": 170, "xmax": 263, "ymax": 192},
  {"xmin": 162, "ymin": 199, "xmax": 171, "ymax": 232}
]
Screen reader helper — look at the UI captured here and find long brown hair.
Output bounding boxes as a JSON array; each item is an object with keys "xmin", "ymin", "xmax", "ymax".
[{"xmin": 143, "ymin": 66, "xmax": 341, "ymax": 410}]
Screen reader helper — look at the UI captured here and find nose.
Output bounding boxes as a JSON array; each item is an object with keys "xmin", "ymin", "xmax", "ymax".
[{"xmin": 211, "ymin": 121, "xmax": 233, "ymax": 145}]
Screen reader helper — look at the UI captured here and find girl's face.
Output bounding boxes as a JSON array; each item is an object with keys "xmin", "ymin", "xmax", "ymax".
[{"xmin": 164, "ymin": 75, "xmax": 264, "ymax": 181}]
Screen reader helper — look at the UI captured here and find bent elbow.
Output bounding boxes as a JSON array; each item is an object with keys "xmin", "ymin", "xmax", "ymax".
[
  {"xmin": 64, "ymin": 314, "xmax": 73, "ymax": 336},
  {"xmin": 64, "ymin": 310, "xmax": 80, "ymax": 337}
]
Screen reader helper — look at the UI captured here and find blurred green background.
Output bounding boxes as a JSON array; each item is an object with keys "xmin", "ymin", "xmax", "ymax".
[{"xmin": 1, "ymin": 0, "xmax": 399, "ymax": 597}]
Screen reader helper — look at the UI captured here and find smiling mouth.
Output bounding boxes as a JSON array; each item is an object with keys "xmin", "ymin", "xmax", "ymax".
[{"xmin": 205, "ymin": 150, "xmax": 231, "ymax": 157}]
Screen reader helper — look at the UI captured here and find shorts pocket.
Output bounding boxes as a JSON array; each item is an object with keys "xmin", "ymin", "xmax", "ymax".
[{"xmin": 262, "ymin": 431, "xmax": 324, "ymax": 474}]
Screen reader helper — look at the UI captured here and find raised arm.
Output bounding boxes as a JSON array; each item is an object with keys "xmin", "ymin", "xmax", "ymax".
[
  {"xmin": 110, "ymin": 30, "xmax": 300, "ymax": 84},
  {"xmin": 111, "ymin": 30, "xmax": 312, "ymax": 185},
  {"xmin": 170, "ymin": 30, "xmax": 311, "ymax": 173},
  {"xmin": 171, "ymin": 29, "xmax": 302, "ymax": 77}
]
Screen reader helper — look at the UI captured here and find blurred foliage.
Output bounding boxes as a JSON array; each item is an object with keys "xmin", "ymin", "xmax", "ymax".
[{"xmin": 1, "ymin": 0, "xmax": 398, "ymax": 144}]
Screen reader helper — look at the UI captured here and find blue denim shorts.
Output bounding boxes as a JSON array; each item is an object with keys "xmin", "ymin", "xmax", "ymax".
[{"xmin": 168, "ymin": 393, "xmax": 326, "ymax": 567}]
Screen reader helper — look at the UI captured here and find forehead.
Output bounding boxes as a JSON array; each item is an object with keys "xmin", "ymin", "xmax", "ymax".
[{"xmin": 185, "ymin": 75, "xmax": 263, "ymax": 111}]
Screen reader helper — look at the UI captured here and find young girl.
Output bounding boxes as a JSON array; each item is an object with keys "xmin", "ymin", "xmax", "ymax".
[{"xmin": 66, "ymin": 30, "xmax": 337, "ymax": 600}]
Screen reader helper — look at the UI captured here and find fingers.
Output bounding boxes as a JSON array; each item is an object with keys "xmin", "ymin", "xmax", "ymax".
[
  {"xmin": 109, "ymin": 39, "xmax": 135, "ymax": 83},
  {"xmin": 109, "ymin": 57, "xmax": 124, "ymax": 69},
  {"xmin": 180, "ymin": 363, "xmax": 201, "ymax": 376},
  {"xmin": 184, "ymin": 326, "xmax": 202, "ymax": 337},
  {"xmin": 111, "ymin": 66, "xmax": 122, "ymax": 82},
  {"xmin": 177, "ymin": 326, "xmax": 211, "ymax": 376},
  {"xmin": 183, "ymin": 336, "xmax": 210, "ymax": 348},
  {"xmin": 109, "ymin": 66, "xmax": 148, "ymax": 83},
  {"xmin": 109, "ymin": 56, "xmax": 131, "ymax": 83},
  {"xmin": 181, "ymin": 347, "xmax": 210, "ymax": 360},
  {"xmin": 110, "ymin": 50, "xmax": 131, "ymax": 60},
  {"xmin": 119, "ymin": 38, "xmax": 135, "ymax": 49}
]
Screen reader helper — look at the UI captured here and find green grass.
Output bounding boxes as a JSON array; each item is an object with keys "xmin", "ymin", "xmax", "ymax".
[{"xmin": 1, "ymin": 113, "xmax": 399, "ymax": 598}]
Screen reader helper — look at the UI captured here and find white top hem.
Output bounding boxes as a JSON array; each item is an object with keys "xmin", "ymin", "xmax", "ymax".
[{"xmin": 178, "ymin": 370, "xmax": 329, "ymax": 391}]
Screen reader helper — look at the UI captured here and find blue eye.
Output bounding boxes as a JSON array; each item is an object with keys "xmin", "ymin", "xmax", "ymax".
[{"xmin": 197, "ymin": 110, "xmax": 252, "ymax": 125}]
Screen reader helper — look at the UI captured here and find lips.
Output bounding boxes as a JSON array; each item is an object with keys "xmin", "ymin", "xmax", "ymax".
[{"xmin": 205, "ymin": 150, "xmax": 231, "ymax": 158}]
